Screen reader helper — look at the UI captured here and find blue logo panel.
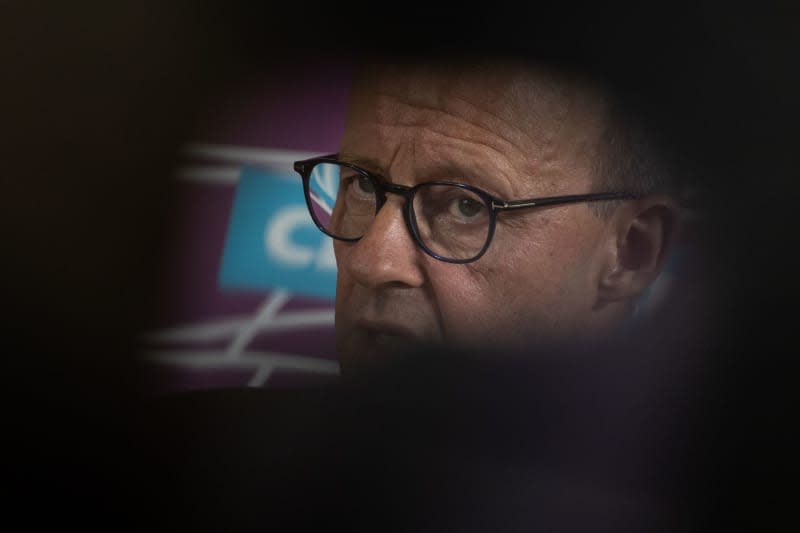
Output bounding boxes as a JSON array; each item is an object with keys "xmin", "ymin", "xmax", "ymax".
[{"xmin": 219, "ymin": 166, "xmax": 337, "ymax": 300}]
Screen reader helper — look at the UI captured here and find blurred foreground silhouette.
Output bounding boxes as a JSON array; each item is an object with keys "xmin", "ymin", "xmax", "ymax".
[{"xmin": 2, "ymin": 2, "xmax": 796, "ymax": 531}]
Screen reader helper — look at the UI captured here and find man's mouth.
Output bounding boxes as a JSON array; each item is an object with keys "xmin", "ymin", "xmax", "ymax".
[
  {"xmin": 353, "ymin": 319, "xmax": 429, "ymax": 355},
  {"xmin": 361, "ymin": 322, "xmax": 415, "ymax": 337}
]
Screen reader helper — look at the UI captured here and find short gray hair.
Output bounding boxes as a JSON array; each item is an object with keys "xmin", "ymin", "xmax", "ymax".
[{"xmin": 591, "ymin": 92, "xmax": 682, "ymax": 217}]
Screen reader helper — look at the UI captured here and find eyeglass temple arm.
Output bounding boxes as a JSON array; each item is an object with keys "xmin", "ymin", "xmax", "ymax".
[{"xmin": 493, "ymin": 192, "xmax": 637, "ymax": 211}]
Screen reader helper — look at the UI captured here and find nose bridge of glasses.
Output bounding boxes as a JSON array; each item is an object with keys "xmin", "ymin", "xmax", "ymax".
[
  {"xmin": 357, "ymin": 184, "xmax": 421, "ymax": 264},
  {"xmin": 379, "ymin": 181, "xmax": 415, "ymax": 200},
  {"xmin": 372, "ymin": 181, "xmax": 414, "ymax": 227},
  {"xmin": 371, "ymin": 180, "xmax": 413, "ymax": 217}
]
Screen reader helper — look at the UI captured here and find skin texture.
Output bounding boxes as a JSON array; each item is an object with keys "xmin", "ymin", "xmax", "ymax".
[{"xmin": 333, "ymin": 61, "xmax": 674, "ymax": 367}]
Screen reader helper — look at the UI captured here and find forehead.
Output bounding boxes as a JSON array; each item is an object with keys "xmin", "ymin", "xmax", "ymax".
[
  {"xmin": 350, "ymin": 61, "xmax": 575, "ymax": 119},
  {"xmin": 341, "ymin": 60, "xmax": 608, "ymax": 192}
]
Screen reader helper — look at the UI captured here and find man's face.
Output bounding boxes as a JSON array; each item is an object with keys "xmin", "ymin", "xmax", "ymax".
[{"xmin": 334, "ymin": 62, "xmax": 619, "ymax": 365}]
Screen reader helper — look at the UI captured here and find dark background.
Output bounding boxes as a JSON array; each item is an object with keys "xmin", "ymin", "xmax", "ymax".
[{"xmin": 2, "ymin": 2, "xmax": 796, "ymax": 530}]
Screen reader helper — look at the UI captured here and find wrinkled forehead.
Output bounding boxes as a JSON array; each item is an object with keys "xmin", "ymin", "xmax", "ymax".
[{"xmin": 344, "ymin": 59, "xmax": 608, "ymax": 145}]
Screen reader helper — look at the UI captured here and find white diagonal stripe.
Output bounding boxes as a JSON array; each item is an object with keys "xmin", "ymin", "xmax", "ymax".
[
  {"xmin": 175, "ymin": 165, "xmax": 243, "ymax": 184},
  {"xmin": 184, "ymin": 143, "xmax": 319, "ymax": 168},
  {"xmin": 142, "ymin": 310, "xmax": 335, "ymax": 344},
  {"xmin": 247, "ymin": 364, "xmax": 275, "ymax": 387},
  {"xmin": 225, "ymin": 290, "xmax": 290, "ymax": 359},
  {"xmin": 145, "ymin": 349, "xmax": 340, "ymax": 374}
]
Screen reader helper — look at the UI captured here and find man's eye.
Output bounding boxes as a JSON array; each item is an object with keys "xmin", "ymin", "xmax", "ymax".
[
  {"xmin": 355, "ymin": 175, "xmax": 375, "ymax": 194},
  {"xmin": 449, "ymin": 197, "xmax": 485, "ymax": 218},
  {"xmin": 343, "ymin": 174, "xmax": 375, "ymax": 198}
]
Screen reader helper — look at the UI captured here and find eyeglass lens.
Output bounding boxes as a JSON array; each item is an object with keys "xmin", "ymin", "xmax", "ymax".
[{"xmin": 307, "ymin": 162, "xmax": 492, "ymax": 261}]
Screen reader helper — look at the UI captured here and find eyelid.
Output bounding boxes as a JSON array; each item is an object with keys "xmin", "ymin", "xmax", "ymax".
[
  {"xmin": 339, "ymin": 157, "xmax": 385, "ymax": 177},
  {"xmin": 341, "ymin": 162, "xmax": 386, "ymax": 184},
  {"xmin": 464, "ymin": 181, "xmax": 504, "ymax": 201},
  {"xmin": 420, "ymin": 172, "xmax": 505, "ymax": 200},
  {"xmin": 337, "ymin": 158, "xmax": 504, "ymax": 199}
]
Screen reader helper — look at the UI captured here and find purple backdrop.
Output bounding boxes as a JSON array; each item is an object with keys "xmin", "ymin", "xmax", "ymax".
[{"xmin": 140, "ymin": 67, "xmax": 351, "ymax": 394}]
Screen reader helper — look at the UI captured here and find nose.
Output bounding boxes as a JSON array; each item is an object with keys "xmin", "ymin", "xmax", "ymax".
[{"xmin": 336, "ymin": 196, "xmax": 426, "ymax": 289}]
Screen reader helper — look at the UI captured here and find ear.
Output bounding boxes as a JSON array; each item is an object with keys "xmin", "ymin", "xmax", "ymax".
[{"xmin": 597, "ymin": 194, "xmax": 678, "ymax": 303}]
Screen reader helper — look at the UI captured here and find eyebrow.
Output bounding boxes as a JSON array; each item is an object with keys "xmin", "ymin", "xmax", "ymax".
[
  {"xmin": 336, "ymin": 152, "xmax": 508, "ymax": 197},
  {"xmin": 337, "ymin": 153, "xmax": 386, "ymax": 175}
]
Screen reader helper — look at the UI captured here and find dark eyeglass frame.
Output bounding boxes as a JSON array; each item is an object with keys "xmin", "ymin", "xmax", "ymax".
[{"xmin": 294, "ymin": 154, "xmax": 638, "ymax": 264}]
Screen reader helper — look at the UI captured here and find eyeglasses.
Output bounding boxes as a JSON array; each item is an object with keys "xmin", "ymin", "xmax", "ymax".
[{"xmin": 294, "ymin": 155, "xmax": 636, "ymax": 264}]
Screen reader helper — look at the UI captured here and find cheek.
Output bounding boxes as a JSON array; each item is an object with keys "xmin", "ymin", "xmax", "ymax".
[
  {"xmin": 333, "ymin": 243, "xmax": 355, "ymax": 305},
  {"xmin": 430, "ymin": 236, "xmax": 592, "ymax": 341},
  {"xmin": 432, "ymin": 270, "xmax": 500, "ymax": 324},
  {"xmin": 428, "ymin": 259, "xmax": 549, "ymax": 339}
]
